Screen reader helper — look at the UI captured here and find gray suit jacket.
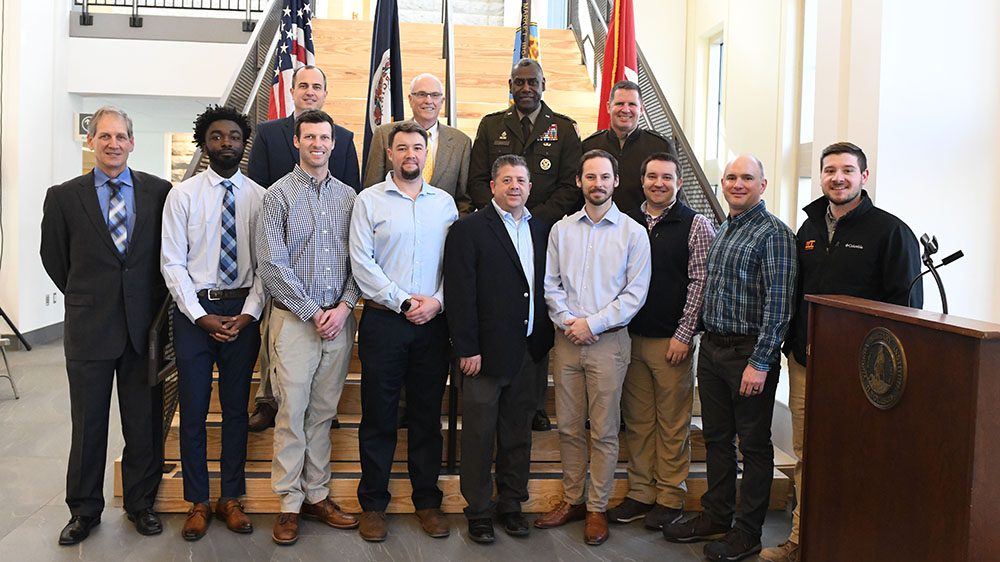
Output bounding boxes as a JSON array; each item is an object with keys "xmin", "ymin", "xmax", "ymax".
[{"xmin": 362, "ymin": 120, "xmax": 472, "ymax": 213}]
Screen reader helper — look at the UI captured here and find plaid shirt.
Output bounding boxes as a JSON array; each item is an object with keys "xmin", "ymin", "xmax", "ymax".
[
  {"xmin": 257, "ymin": 166, "xmax": 361, "ymax": 322},
  {"xmin": 701, "ymin": 200, "xmax": 797, "ymax": 370}
]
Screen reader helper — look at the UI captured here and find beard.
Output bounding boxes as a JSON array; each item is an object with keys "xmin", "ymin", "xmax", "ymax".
[
  {"xmin": 207, "ymin": 147, "xmax": 244, "ymax": 170},
  {"xmin": 399, "ymin": 165, "xmax": 422, "ymax": 181}
]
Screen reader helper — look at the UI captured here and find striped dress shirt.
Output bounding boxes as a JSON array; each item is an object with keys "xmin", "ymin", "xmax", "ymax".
[{"xmin": 701, "ymin": 200, "xmax": 798, "ymax": 371}]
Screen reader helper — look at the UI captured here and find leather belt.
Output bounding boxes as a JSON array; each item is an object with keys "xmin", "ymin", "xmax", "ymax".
[
  {"xmin": 197, "ymin": 288, "xmax": 251, "ymax": 301},
  {"xmin": 702, "ymin": 331, "xmax": 757, "ymax": 346},
  {"xmin": 272, "ymin": 301, "xmax": 339, "ymax": 312},
  {"xmin": 363, "ymin": 301, "xmax": 395, "ymax": 312},
  {"xmin": 604, "ymin": 326, "xmax": 623, "ymax": 334}
]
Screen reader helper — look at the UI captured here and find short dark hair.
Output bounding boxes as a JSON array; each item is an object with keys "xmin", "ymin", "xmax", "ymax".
[
  {"xmin": 640, "ymin": 152, "xmax": 682, "ymax": 178},
  {"xmin": 388, "ymin": 121, "xmax": 429, "ymax": 147},
  {"xmin": 192, "ymin": 104, "xmax": 252, "ymax": 149},
  {"xmin": 291, "ymin": 64, "xmax": 327, "ymax": 91},
  {"xmin": 821, "ymin": 142, "xmax": 867, "ymax": 173},
  {"xmin": 294, "ymin": 109, "xmax": 335, "ymax": 138},
  {"xmin": 491, "ymin": 154, "xmax": 530, "ymax": 181},
  {"xmin": 511, "ymin": 57, "xmax": 544, "ymax": 78},
  {"xmin": 608, "ymin": 80, "xmax": 641, "ymax": 104},
  {"xmin": 578, "ymin": 149, "xmax": 619, "ymax": 178}
]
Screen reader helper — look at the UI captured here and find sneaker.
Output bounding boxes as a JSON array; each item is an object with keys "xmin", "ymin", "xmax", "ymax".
[
  {"xmin": 643, "ymin": 504, "xmax": 683, "ymax": 530},
  {"xmin": 759, "ymin": 539, "xmax": 800, "ymax": 561},
  {"xmin": 662, "ymin": 512, "xmax": 730, "ymax": 543},
  {"xmin": 703, "ymin": 527, "xmax": 762, "ymax": 561},
  {"xmin": 607, "ymin": 498, "xmax": 654, "ymax": 524}
]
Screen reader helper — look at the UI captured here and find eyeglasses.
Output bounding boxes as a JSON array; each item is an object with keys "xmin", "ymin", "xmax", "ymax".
[{"xmin": 411, "ymin": 91, "xmax": 444, "ymax": 100}]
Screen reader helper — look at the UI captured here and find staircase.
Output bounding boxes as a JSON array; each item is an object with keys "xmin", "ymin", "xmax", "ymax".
[{"xmin": 125, "ymin": 16, "xmax": 793, "ymax": 514}]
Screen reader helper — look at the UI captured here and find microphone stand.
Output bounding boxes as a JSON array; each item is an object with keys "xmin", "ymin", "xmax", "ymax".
[{"xmin": 907, "ymin": 233, "xmax": 963, "ymax": 315}]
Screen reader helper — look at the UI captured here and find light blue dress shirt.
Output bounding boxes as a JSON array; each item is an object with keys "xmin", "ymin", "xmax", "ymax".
[
  {"xmin": 94, "ymin": 167, "xmax": 135, "ymax": 238},
  {"xmin": 544, "ymin": 203, "xmax": 652, "ymax": 335},
  {"xmin": 491, "ymin": 199, "xmax": 535, "ymax": 336},
  {"xmin": 349, "ymin": 173, "xmax": 459, "ymax": 311}
]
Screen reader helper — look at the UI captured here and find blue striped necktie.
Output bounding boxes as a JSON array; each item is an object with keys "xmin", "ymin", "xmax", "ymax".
[
  {"xmin": 219, "ymin": 180, "xmax": 238, "ymax": 286},
  {"xmin": 107, "ymin": 179, "xmax": 128, "ymax": 256}
]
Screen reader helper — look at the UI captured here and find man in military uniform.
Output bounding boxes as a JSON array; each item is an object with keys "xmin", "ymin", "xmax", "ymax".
[
  {"xmin": 468, "ymin": 57, "xmax": 583, "ymax": 432},
  {"xmin": 469, "ymin": 58, "xmax": 583, "ymax": 227},
  {"xmin": 582, "ymin": 80, "xmax": 674, "ymax": 212}
]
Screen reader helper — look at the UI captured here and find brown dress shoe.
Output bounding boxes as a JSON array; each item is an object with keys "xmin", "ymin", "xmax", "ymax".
[
  {"xmin": 248, "ymin": 402, "xmax": 277, "ymax": 432},
  {"xmin": 415, "ymin": 508, "xmax": 450, "ymax": 538},
  {"xmin": 359, "ymin": 511, "xmax": 387, "ymax": 542},
  {"xmin": 215, "ymin": 498, "xmax": 253, "ymax": 534},
  {"xmin": 272, "ymin": 513, "xmax": 299, "ymax": 545},
  {"xmin": 301, "ymin": 497, "xmax": 359, "ymax": 530},
  {"xmin": 533, "ymin": 501, "xmax": 586, "ymax": 529},
  {"xmin": 182, "ymin": 503, "xmax": 211, "ymax": 541},
  {"xmin": 584, "ymin": 511, "xmax": 609, "ymax": 545}
]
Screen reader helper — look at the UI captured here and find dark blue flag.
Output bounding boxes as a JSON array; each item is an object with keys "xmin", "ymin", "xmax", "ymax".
[{"xmin": 363, "ymin": 0, "xmax": 404, "ymax": 180}]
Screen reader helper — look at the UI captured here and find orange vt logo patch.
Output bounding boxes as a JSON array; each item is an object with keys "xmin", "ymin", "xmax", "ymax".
[{"xmin": 804, "ymin": 239, "xmax": 816, "ymax": 251}]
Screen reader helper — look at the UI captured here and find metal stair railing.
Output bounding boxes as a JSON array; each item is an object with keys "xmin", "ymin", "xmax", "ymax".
[{"xmin": 568, "ymin": 0, "xmax": 725, "ymax": 225}]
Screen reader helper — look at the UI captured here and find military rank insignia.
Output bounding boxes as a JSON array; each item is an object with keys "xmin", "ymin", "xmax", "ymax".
[
  {"xmin": 495, "ymin": 130, "xmax": 510, "ymax": 146},
  {"xmin": 538, "ymin": 124, "xmax": 559, "ymax": 142}
]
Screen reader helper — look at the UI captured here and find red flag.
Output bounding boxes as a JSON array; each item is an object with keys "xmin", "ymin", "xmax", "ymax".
[
  {"xmin": 598, "ymin": 0, "xmax": 638, "ymax": 130},
  {"xmin": 267, "ymin": 0, "xmax": 316, "ymax": 120}
]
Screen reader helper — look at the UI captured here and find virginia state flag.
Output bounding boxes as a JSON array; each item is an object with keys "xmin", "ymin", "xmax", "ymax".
[
  {"xmin": 362, "ymin": 0, "xmax": 404, "ymax": 179},
  {"xmin": 598, "ymin": 0, "xmax": 638, "ymax": 130}
]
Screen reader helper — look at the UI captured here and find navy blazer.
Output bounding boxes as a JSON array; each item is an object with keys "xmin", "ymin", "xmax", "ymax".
[
  {"xmin": 40, "ymin": 169, "xmax": 171, "ymax": 361},
  {"xmin": 247, "ymin": 115, "xmax": 361, "ymax": 191},
  {"xmin": 444, "ymin": 203, "xmax": 554, "ymax": 378}
]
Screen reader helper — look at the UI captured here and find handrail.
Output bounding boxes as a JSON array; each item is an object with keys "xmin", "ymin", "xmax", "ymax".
[{"xmin": 569, "ymin": 0, "xmax": 725, "ymax": 224}]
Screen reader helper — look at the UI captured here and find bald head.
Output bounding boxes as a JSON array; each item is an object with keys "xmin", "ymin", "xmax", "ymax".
[{"xmin": 721, "ymin": 154, "xmax": 767, "ymax": 216}]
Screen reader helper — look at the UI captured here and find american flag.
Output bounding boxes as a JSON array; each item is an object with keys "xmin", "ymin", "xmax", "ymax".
[{"xmin": 267, "ymin": 0, "xmax": 316, "ymax": 120}]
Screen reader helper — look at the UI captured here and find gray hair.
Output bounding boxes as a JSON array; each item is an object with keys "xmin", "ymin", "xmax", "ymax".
[
  {"xmin": 409, "ymin": 73, "xmax": 443, "ymax": 93},
  {"xmin": 88, "ymin": 106, "xmax": 134, "ymax": 138}
]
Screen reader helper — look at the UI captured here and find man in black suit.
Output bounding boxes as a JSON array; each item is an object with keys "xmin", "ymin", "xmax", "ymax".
[
  {"xmin": 444, "ymin": 154, "xmax": 554, "ymax": 543},
  {"xmin": 40, "ymin": 106, "xmax": 171, "ymax": 545},
  {"xmin": 245, "ymin": 64, "xmax": 360, "ymax": 431}
]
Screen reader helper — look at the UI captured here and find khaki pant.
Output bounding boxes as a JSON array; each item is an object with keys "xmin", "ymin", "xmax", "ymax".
[
  {"xmin": 621, "ymin": 334, "xmax": 693, "ymax": 508},
  {"xmin": 551, "ymin": 329, "xmax": 630, "ymax": 512},
  {"xmin": 788, "ymin": 354, "xmax": 806, "ymax": 544},
  {"xmin": 269, "ymin": 306, "xmax": 356, "ymax": 512}
]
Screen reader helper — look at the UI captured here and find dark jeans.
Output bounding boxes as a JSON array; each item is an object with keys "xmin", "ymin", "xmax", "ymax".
[
  {"xmin": 66, "ymin": 345, "xmax": 163, "ymax": 517},
  {"xmin": 356, "ymin": 307, "xmax": 450, "ymax": 512},
  {"xmin": 460, "ymin": 350, "xmax": 537, "ymax": 519},
  {"xmin": 173, "ymin": 297, "xmax": 259, "ymax": 503},
  {"xmin": 697, "ymin": 332, "xmax": 779, "ymax": 537}
]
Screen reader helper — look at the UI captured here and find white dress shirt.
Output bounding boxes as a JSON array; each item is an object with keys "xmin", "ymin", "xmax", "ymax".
[
  {"xmin": 161, "ymin": 167, "xmax": 266, "ymax": 323},
  {"xmin": 349, "ymin": 172, "xmax": 459, "ymax": 311},
  {"xmin": 544, "ymin": 203, "xmax": 652, "ymax": 335}
]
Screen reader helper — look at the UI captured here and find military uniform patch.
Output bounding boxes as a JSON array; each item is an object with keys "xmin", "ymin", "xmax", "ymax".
[{"xmin": 539, "ymin": 158, "xmax": 552, "ymax": 171}]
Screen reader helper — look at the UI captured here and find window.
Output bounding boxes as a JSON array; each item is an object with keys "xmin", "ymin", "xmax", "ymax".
[{"xmin": 704, "ymin": 34, "xmax": 725, "ymax": 193}]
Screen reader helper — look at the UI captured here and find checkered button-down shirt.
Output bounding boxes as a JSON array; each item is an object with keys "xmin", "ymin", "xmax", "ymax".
[
  {"xmin": 701, "ymin": 200, "xmax": 798, "ymax": 371},
  {"xmin": 257, "ymin": 165, "xmax": 361, "ymax": 322}
]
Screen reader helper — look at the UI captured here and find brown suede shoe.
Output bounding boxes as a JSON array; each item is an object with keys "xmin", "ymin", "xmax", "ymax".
[
  {"xmin": 271, "ymin": 513, "xmax": 299, "ymax": 545},
  {"xmin": 182, "ymin": 503, "xmax": 211, "ymax": 541},
  {"xmin": 584, "ymin": 511, "xmax": 609, "ymax": 545},
  {"xmin": 214, "ymin": 498, "xmax": 252, "ymax": 534},
  {"xmin": 359, "ymin": 511, "xmax": 387, "ymax": 542},
  {"xmin": 415, "ymin": 508, "xmax": 450, "ymax": 538},
  {"xmin": 533, "ymin": 501, "xmax": 586, "ymax": 529},
  {"xmin": 248, "ymin": 402, "xmax": 277, "ymax": 432},
  {"xmin": 301, "ymin": 497, "xmax": 359, "ymax": 530}
]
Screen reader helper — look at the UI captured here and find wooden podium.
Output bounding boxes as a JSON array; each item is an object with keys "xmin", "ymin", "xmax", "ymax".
[{"xmin": 800, "ymin": 295, "xmax": 1000, "ymax": 561}]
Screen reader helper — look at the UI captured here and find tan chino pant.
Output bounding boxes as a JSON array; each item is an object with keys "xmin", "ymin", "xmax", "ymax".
[
  {"xmin": 621, "ymin": 333, "xmax": 694, "ymax": 509},
  {"xmin": 787, "ymin": 354, "xmax": 806, "ymax": 544},
  {"xmin": 551, "ymin": 328, "xmax": 631, "ymax": 512}
]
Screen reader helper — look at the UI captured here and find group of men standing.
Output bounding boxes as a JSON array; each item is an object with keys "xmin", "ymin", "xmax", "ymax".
[{"xmin": 40, "ymin": 54, "xmax": 922, "ymax": 562}]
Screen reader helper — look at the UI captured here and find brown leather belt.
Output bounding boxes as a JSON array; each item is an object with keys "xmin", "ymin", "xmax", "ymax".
[
  {"xmin": 604, "ymin": 326, "xmax": 623, "ymax": 334},
  {"xmin": 196, "ymin": 288, "xmax": 251, "ymax": 301},
  {"xmin": 363, "ymin": 301, "xmax": 395, "ymax": 312},
  {"xmin": 272, "ymin": 301, "xmax": 339, "ymax": 312}
]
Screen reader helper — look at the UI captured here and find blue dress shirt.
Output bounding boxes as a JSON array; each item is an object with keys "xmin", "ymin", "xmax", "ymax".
[{"xmin": 94, "ymin": 167, "xmax": 136, "ymax": 238}]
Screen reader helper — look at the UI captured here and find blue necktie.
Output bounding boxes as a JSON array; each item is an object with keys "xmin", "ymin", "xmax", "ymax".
[
  {"xmin": 219, "ymin": 180, "xmax": 238, "ymax": 286},
  {"xmin": 107, "ymin": 180, "xmax": 128, "ymax": 256}
]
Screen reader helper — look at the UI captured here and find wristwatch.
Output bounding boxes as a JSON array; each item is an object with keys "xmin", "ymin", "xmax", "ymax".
[{"xmin": 400, "ymin": 298, "xmax": 413, "ymax": 313}]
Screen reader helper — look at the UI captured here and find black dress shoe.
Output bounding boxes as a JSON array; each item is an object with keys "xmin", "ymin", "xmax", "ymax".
[
  {"xmin": 330, "ymin": 415, "xmax": 341, "ymax": 429},
  {"xmin": 498, "ymin": 512, "xmax": 530, "ymax": 537},
  {"xmin": 468, "ymin": 518, "xmax": 495, "ymax": 544},
  {"xmin": 128, "ymin": 508, "xmax": 163, "ymax": 536},
  {"xmin": 58, "ymin": 515, "xmax": 100, "ymax": 545},
  {"xmin": 532, "ymin": 410, "xmax": 551, "ymax": 431}
]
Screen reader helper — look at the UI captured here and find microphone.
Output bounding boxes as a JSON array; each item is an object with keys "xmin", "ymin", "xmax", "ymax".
[{"xmin": 908, "ymin": 234, "xmax": 962, "ymax": 314}]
